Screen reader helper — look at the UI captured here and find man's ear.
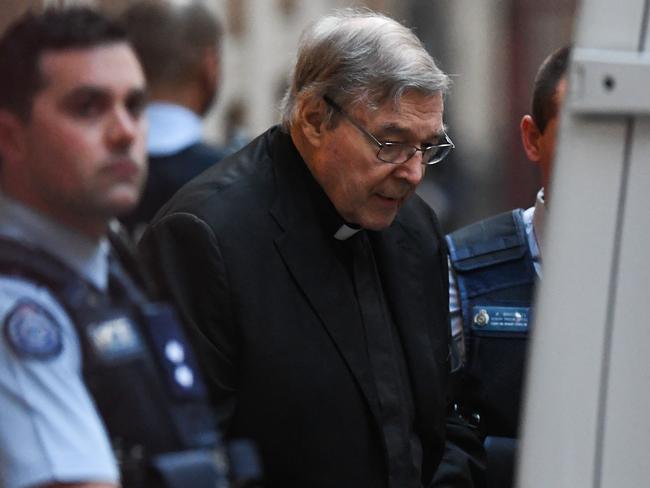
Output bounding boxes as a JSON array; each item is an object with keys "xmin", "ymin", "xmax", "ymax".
[
  {"xmin": 296, "ymin": 95, "xmax": 327, "ymax": 147},
  {"xmin": 201, "ymin": 47, "xmax": 219, "ymax": 90},
  {"xmin": 198, "ymin": 47, "xmax": 219, "ymax": 114},
  {"xmin": 0, "ymin": 110, "xmax": 26, "ymax": 165},
  {"xmin": 520, "ymin": 114, "xmax": 542, "ymax": 163}
]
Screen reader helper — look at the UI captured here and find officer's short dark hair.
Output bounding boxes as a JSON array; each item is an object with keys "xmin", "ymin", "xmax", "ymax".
[
  {"xmin": 120, "ymin": 1, "xmax": 222, "ymax": 91},
  {"xmin": 0, "ymin": 7, "xmax": 127, "ymax": 120},
  {"xmin": 531, "ymin": 45, "xmax": 571, "ymax": 133}
]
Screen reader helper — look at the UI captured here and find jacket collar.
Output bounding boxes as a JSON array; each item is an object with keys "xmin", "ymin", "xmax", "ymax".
[{"xmin": 268, "ymin": 129, "xmax": 439, "ymax": 427}]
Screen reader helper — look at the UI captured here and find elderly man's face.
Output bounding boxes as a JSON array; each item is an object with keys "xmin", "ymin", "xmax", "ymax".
[{"xmin": 309, "ymin": 91, "xmax": 445, "ymax": 230}]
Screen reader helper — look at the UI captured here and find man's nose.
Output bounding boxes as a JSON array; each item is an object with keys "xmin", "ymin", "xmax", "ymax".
[
  {"xmin": 107, "ymin": 106, "xmax": 139, "ymax": 148},
  {"xmin": 393, "ymin": 151, "xmax": 425, "ymax": 186}
]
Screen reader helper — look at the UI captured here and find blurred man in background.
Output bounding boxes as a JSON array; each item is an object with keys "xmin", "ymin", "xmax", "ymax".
[
  {"xmin": 119, "ymin": 0, "xmax": 226, "ymax": 237},
  {"xmin": 0, "ymin": 8, "xmax": 231, "ymax": 487},
  {"xmin": 446, "ymin": 46, "xmax": 570, "ymax": 488},
  {"xmin": 140, "ymin": 8, "xmax": 484, "ymax": 488}
]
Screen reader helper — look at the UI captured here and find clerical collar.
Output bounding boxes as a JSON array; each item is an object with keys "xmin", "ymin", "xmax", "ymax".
[{"xmin": 334, "ymin": 223, "xmax": 362, "ymax": 241}]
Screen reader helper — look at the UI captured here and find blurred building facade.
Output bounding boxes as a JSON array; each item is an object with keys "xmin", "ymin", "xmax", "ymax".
[{"xmin": 0, "ymin": 0, "xmax": 577, "ymax": 231}]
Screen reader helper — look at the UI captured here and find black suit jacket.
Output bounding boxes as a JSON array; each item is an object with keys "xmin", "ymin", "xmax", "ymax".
[
  {"xmin": 139, "ymin": 127, "xmax": 483, "ymax": 487},
  {"xmin": 121, "ymin": 142, "xmax": 226, "ymax": 234}
]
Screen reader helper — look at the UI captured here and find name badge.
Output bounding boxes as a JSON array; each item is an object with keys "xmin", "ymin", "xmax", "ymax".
[
  {"xmin": 471, "ymin": 305, "xmax": 530, "ymax": 332},
  {"xmin": 87, "ymin": 316, "xmax": 143, "ymax": 360}
]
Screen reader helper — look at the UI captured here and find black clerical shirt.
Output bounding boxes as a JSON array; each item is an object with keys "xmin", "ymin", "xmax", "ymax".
[{"xmin": 297, "ymin": 153, "xmax": 424, "ymax": 487}]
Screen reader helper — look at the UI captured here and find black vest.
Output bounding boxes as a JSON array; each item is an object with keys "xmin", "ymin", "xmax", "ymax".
[
  {"xmin": 0, "ymin": 236, "xmax": 228, "ymax": 488},
  {"xmin": 446, "ymin": 209, "xmax": 537, "ymax": 488}
]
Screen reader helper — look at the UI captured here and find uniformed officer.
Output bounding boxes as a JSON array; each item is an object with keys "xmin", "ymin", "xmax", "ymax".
[
  {"xmin": 446, "ymin": 46, "xmax": 570, "ymax": 488},
  {"xmin": 0, "ymin": 8, "xmax": 253, "ymax": 488}
]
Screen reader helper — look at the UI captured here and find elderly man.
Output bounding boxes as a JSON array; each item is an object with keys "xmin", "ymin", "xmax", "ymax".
[
  {"xmin": 0, "ymin": 8, "xmax": 228, "ymax": 488},
  {"xmin": 141, "ymin": 9, "xmax": 482, "ymax": 488}
]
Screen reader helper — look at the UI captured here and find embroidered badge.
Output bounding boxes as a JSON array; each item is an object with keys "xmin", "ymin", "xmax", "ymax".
[
  {"xmin": 4, "ymin": 300, "xmax": 63, "ymax": 359},
  {"xmin": 471, "ymin": 305, "xmax": 530, "ymax": 332}
]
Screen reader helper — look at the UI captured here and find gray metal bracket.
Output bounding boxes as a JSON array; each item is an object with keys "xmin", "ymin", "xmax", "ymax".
[{"xmin": 569, "ymin": 48, "xmax": 650, "ymax": 115}]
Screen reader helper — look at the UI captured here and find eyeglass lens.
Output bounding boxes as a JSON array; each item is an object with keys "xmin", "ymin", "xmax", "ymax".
[{"xmin": 378, "ymin": 142, "xmax": 451, "ymax": 165}]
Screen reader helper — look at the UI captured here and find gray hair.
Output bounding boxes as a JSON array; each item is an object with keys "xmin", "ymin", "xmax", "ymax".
[{"xmin": 279, "ymin": 9, "xmax": 450, "ymax": 131}]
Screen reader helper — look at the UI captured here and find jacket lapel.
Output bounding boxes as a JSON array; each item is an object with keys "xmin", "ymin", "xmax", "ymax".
[
  {"xmin": 371, "ymin": 221, "xmax": 445, "ymax": 432},
  {"xmin": 268, "ymin": 134, "xmax": 381, "ymax": 422}
]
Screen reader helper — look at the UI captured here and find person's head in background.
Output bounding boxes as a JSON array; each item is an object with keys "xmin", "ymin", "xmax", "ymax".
[
  {"xmin": 120, "ymin": 0, "xmax": 222, "ymax": 117},
  {"xmin": 520, "ymin": 45, "xmax": 571, "ymax": 200},
  {"xmin": 0, "ymin": 7, "xmax": 147, "ymax": 239},
  {"xmin": 279, "ymin": 9, "xmax": 453, "ymax": 230}
]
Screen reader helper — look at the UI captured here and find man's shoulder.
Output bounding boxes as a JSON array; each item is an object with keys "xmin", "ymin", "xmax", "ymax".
[
  {"xmin": 184, "ymin": 141, "xmax": 228, "ymax": 160},
  {"xmin": 0, "ymin": 271, "xmax": 69, "ymax": 319},
  {"xmin": 150, "ymin": 129, "xmax": 278, "ymax": 228},
  {"xmin": 447, "ymin": 209, "xmax": 526, "ymax": 246},
  {"xmin": 446, "ymin": 208, "xmax": 530, "ymax": 269},
  {"xmin": 0, "ymin": 236, "xmax": 75, "ymax": 364},
  {"xmin": 0, "ymin": 276, "xmax": 118, "ymax": 488},
  {"xmin": 150, "ymin": 141, "xmax": 227, "ymax": 169}
]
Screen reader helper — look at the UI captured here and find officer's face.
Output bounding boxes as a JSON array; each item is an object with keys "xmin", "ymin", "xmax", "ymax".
[
  {"xmin": 306, "ymin": 91, "xmax": 444, "ymax": 230},
  {"xmin": 11, "ymin": 42, "xmax": 147, "ymax": 238}
]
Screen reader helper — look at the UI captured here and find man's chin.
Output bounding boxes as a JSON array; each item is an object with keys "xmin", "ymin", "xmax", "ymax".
[
  {"xmin": 358, "ymin": 212, "xmax": 399, "ymax": 231},
  {"xmin": 104, "ymin": 189, "xmax": 142, "ymax": 217}
]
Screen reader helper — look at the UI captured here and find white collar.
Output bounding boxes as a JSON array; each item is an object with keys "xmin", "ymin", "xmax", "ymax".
[
  {"xmin": 334, "ymin": 224, "xmax": 362, "ymax": 240},
  {"xmin": 146, "ymin": 102, "xmax": 203, "ymax": 156},
  {"xmin": 532, "ymin": 188, "xmax": 546, "ymax": 257},
  {"xmin": 0, "ymin": 193, "xmax": 110, "ymax": 291}
]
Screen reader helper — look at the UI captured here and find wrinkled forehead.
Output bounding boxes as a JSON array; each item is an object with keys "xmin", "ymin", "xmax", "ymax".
[
  {"xmin": 361, "ymin": 90, "xmax": 444, "ymax": 114},
  {"xmin": 361, "ymin": 91, "xmax": 445, "ymax": 127}
]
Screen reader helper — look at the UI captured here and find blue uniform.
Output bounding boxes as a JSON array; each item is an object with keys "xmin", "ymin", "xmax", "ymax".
[
  {"xmin": 0, "ymin": 193, "xmax": 118, "ymax": 488},
  {"xmin": 446, "ymin": 190, "xmax": 545, "ymax": 488}
]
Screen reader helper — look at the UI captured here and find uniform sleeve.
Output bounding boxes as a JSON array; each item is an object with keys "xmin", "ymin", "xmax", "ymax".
[
  {"xmin": 0, "ymin": 278, "xmax": 119, "ymax": 488},
  {"xmin": 431, "ymin": 230, "xmax": 486, "ymax": 487},
  {"xmin": 448, "ymin": 257, "xmax": 466, "ymax": 367},
  {"xmin": 138, "ymin": 212, "xmax": 239, "ymax": 428}
]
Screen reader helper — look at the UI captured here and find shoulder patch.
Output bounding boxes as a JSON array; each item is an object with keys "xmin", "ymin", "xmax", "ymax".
[{"xmin": 3, "ymin": 299, "xmax": 63, "ymax": 360}]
